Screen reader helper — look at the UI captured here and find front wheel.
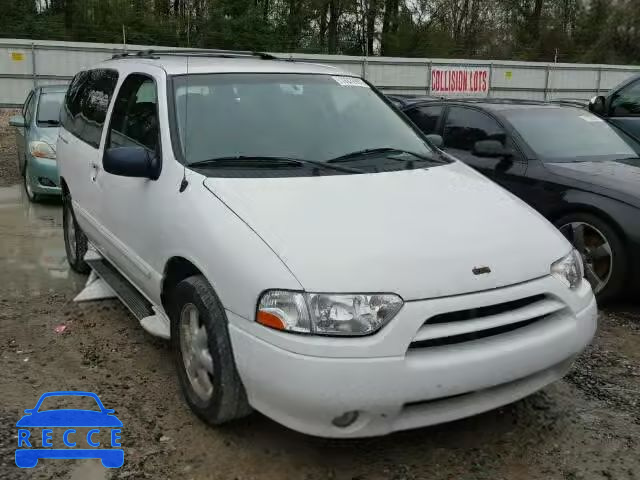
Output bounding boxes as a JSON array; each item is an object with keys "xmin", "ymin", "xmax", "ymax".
[
  {"xmin": 63, "ymin": 193, "xmax": 90, "ymax": 274},
  {"xmin": 170, "ymin": 275, "xmax": 251, "ymax": 425},
  {"xmin": 556, "ymin": 212, "xmax": 627, "ymax": 303},
  {"xmin": 23, "ymin": 161, "xmax": 39, "ymax": 203}
]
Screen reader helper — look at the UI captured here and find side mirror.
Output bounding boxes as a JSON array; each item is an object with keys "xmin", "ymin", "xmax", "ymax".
[
  {"xmin": 426, "ymin": 134, "xmax": 443, "ymax": 148},
  {"xmin": 472, "ymin": 140, "xmax": 512, "ymax": 158},
  {"xmin": 589, "ymin": 95, "xmax": 607, "ymax": 116},
  {"xmin": 103, "ymin": 146, "xmax": 160, "ymax": 180},
  {"xmin": 9, "ymin": 115, "xmax": 26, "ymax": 127}
]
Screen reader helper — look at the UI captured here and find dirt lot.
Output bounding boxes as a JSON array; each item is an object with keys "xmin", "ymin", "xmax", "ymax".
[{"xmin": 0, "ymin": 111, "xmax": 639, "ymax": 480}]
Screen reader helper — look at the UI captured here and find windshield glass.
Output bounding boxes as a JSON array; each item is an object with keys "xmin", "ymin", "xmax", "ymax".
[
  {"xmin": 36, "ymin": 91, "xmax": 65, "ymax": 126},
  {"xmin": 505, "ymin": 107, "xmax": 639, "ymax": 162},
  {"xmin": 172, "ymin": 73, "xmax": 434, "ymax": 172}
]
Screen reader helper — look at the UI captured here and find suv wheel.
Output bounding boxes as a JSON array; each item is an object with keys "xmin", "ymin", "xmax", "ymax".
[
  {"xmin": 63, "ymin": 193, "xmax": 90, "ymax": 274},
  {"xmin": 170, "ymin": 275, "xmax": 251, "ymax": 425},
  {"xmin": 556, "ymin": 212, "xmax": 626, "ymax": 302}
]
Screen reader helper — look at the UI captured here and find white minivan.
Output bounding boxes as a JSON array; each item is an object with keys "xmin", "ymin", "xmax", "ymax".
[{"xmin": 57, "ymin": 50, "xmax": 597, "ymax": 438}]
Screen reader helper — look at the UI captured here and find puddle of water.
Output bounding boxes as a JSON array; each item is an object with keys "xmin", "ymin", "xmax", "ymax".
[
  {"xmin": 0, "ymin": 186, "xmax": 82, "ymax": 293},
  {"xmin": 68, "ymin": 459, "xmax": 108, "ymax": 480}
]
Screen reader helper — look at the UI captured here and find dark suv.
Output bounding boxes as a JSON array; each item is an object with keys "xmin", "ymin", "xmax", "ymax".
[
  {"xmin": 398, "ymin": 97, "xmax": 640, "ymax": 302},
  {"xmin": 589, "ymin": 74, "xmax": 640, "ymax": 141}
]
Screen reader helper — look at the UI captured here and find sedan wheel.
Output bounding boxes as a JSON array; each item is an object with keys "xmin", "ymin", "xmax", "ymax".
[
  {"xmin": 556, "ymin": 212, "xmax": 627, "ymax": 302},
  {"xmin": 23, "ymin": 163, "xmax": 38, "ymax": 202},
  {"xmin": 559, "ymin": 222, "xmax": 612, "ymax": 294}
]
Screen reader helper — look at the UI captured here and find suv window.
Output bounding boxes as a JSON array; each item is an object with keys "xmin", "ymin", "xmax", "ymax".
[
  {"xmin": 23, "ymin": 91, "xmax": 36, "ymax": 125},
  {"xmin": 108, "ymin": 74, "xmax": 159, "ymax": 153},
  {"xmin": 443, "ymin": 106, "xmax": 506, "ymax": 151},
  {"xmin": 610, "ymin": 79, "xmax": 640, "ymax": 116},
  {"xmin": 61, "ymin": 69, "xmax": 119, "ymax": 147},
  {"xmin": 405, "ymin": 105, "xmax": 443, "ymax": 135}
]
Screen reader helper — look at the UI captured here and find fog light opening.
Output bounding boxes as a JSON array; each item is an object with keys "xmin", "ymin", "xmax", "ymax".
[
  {"xmin": 38, "ymin": 177, "xmax": 56, "ymax": 187},
  {"xmin": 331, "ymin": 411, "xmax": 359, "ymax": 428}
]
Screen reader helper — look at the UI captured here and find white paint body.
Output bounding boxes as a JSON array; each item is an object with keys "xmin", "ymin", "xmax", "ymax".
[{"xmin": 57, "ymin": 56, "xmax": 597, "ymax": 438}]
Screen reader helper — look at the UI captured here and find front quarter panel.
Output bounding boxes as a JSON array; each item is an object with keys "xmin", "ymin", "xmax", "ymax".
[{"xmin": 155, "ymin": 172, "xmax": 303, "ymax": 323}]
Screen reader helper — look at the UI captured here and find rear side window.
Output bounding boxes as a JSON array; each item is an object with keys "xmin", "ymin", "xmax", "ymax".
[
  {"xmin": 108, "ymin": 74, "xmax": 159, "ymax": 153},
  {"xmin": 61, "ymin": 69, "xmax": 119, "ymax": 148},
  {"xmin": 405, "ymin": 105, "xmax": 443, "ymax": 134},
  {"xmin": 443, "ymin": 106, "xmax": 506, "ymax": 151}
]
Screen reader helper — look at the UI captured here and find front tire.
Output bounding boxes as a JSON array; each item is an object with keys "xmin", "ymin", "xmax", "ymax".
[
  {"xmin": 555, "ymin": 212, "xmax": 626, "ymax": 302},
  {"xmin": 170, "ymin": 275, "xmax": 251, "ymax": 425},
  {"xmin": 23, "ymin": 161, "xmax": 40, "ymax": 203},
  {"xmin": 63, "ymin": 193, "xmax": 90, "ymax": 274}
]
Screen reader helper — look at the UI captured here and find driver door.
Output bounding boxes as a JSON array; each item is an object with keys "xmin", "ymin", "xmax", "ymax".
[{"xmin": 95, "ymin": 71, "xmax": 164, "ymax": 300}]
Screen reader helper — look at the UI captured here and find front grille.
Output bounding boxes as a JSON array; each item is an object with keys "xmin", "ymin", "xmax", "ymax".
[
  {"xmin": 428, "ymin": 294, "xmax": 545, "ymax": 324},
  {"xmin": 409, "ymin": 315, "xmax": 545, "ymax": 349},
  {"xmin": 409, "ymin": 294, "xmax": 565, "ymax": 350}
]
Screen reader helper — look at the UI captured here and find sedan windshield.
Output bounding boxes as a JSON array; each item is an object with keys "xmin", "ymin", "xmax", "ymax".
[
  {"xmin": 171, "ymin": 73, "xmax": 436, "ymax": 173},
  {"xmin": 36, "ymin": 91, "xmax": 65, "ymax": 126},
  {"xmin": 504, "ymin": 107, "xmax": 639, "ymax": 162}
]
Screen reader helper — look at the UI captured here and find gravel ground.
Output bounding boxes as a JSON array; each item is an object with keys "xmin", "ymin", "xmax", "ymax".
[
  {"xmin": 0, "ymin": 109, "xmax": 21, "ymax": 187},
  {"xmin": 0, "ymin": 112, "xmax": 639, "ymax": 479}
]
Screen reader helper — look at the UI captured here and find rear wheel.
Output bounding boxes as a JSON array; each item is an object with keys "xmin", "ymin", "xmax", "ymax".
[
  {"xmin": 555, "ymin": 212, "xmax": 626, "ymax": 302},
  {"xmin": 170, "ymin": 275, "xmax": 251, "ymax": 425},
  {"xmin": 63, "ymin": 193, "xmax": 90, "ymax": 274}
]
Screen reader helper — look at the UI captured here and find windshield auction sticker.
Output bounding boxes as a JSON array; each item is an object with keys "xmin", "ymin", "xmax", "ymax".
[
  {"xmin": 430, "ymin": 67, "xmax": 490, "ymax": 96},
  {"xmin": 15, "ymin": 391, "xmax": 124, "ymax": 469},
  {"xmin": 332, "ymin": 76, "xmax": 368, "ymax": 87}
]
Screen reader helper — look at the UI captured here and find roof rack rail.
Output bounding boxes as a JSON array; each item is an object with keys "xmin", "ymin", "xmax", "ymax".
[{"xmin": 111, "ymin": 48, "xmax": 278, "ymax": 61}]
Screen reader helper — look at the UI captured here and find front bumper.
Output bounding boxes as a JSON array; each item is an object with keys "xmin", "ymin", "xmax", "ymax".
[
  {"xmin": 228, "ymin": 276, "xmax": 597, "ymax": 438},
  {"xmin": 27, "ymin": 156, "xmax": 61, "ymax": 195}
]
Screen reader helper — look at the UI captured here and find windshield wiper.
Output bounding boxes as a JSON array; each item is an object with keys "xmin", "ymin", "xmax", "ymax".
[
  {"xmin": 327, "ymin": 148, "xmax": 440, "ymax": 164},
  {"xmin": 188, "ymin": 156, "xmax": 363, "ymax": 174},
  {"xmin": 38, "ymin": 119, "xmax": 60, "ymax": 126}
]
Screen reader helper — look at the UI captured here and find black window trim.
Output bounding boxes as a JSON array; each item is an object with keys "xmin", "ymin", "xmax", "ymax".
[
  {"xmin": 104, "ymin": 71, "xmax": 162, "ymax": 168},
  {"xmin": 62, "ymin": 68, "xmax": 120, "ymax": 149}
]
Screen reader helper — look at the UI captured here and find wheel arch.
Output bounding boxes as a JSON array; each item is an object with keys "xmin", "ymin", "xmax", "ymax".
[
  {"xmin": 549, "ymin": 203, "xmax": 628, "ymax": 245},
  {"xmin": 161, "ymin": 256, "xmax": 204, "ymax": 314}
]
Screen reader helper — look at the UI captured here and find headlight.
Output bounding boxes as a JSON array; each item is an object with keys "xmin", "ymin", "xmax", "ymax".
[
  {"xmin": 257, "ymin": 290, "xmax": 404, "ymax": 336},
  {"xmin": 551, "ymin": 249, "xmax": 584, "ymax": 289},
  {"xmin": 29, "ymin": 141, "xmax": 56, "ymax": 160}
]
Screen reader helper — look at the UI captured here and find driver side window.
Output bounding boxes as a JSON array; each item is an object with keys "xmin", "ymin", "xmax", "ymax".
[
  {"xmin": 108, "ymin": 74, "xmax": 159, "ymax": 153},
  {"xmin": 610, "ymin": 79, "xmax": 640, "ymax": 116}
]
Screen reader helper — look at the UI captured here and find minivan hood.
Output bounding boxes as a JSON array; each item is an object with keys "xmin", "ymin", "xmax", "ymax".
[{"xmin": 204, "ymin": 162, "xmax": 570, "ymax": 300}]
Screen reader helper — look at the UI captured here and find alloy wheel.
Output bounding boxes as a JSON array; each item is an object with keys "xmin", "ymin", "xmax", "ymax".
[{"xmin": 559, "ymin": 221, "xmax": 613, "ymax": 294}]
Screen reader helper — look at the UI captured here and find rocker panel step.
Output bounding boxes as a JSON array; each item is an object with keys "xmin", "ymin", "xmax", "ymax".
[{"xmin": 86, "ymin": 259, "xmax": 153, "ymax": 321}]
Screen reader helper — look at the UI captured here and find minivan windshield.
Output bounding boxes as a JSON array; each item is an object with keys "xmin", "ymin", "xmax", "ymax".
[
  {"xmin": 504, "ymin": 107, "xmax": 640, "ymax": 162},
  {"xmin": 171, "ymin": 73, "xmax": 437, "ymax": 174},
  {"xmin": 37, "ymin": 91, "xmax": 65, "ymax": 126}
]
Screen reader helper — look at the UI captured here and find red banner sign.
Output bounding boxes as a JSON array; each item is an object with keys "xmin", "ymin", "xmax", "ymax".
[{"xmin": 430, "ymin": 67, "xmax": 490, "ymax": 96}]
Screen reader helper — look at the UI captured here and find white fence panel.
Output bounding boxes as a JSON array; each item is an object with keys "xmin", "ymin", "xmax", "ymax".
[{"xmin": 2, "ymin": 38, "xmax": 640, "ymax": 106}]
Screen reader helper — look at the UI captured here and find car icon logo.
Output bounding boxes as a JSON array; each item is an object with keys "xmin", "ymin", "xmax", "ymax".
[{"xmin": 15, "ymin": 391, "xmax": 124, "ymax": 468}]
